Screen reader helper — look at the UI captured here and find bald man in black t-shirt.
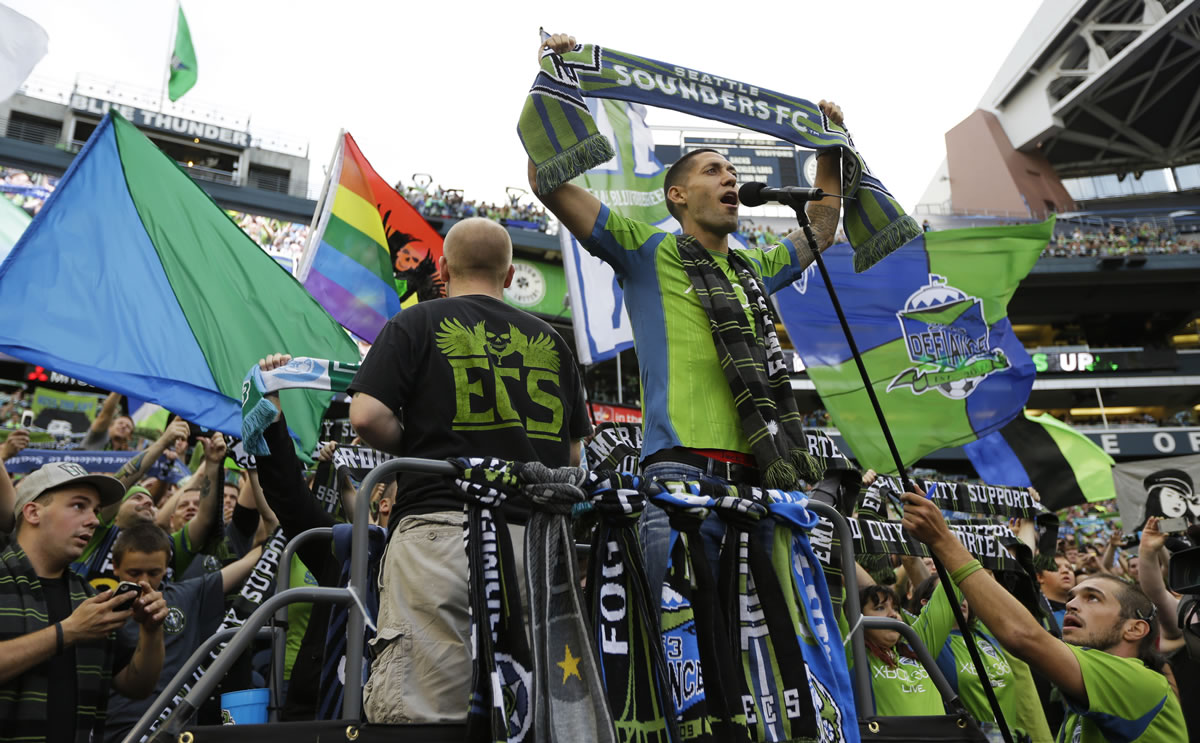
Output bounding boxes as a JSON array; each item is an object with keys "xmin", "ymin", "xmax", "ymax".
[{"xmin": 348, "ymin": 217, "xmax": 591, "ymax": 723}]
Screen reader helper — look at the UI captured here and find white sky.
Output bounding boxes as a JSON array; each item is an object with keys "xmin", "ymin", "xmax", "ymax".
[{"xmin": 10, "ymin": 0, "xmax": 1043, "ymax": 212}]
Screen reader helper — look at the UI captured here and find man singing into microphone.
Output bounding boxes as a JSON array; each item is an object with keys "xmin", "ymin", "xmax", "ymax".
[{"xmin": 528, "ymin": 33, "xmax": 844, "ymax": 582}]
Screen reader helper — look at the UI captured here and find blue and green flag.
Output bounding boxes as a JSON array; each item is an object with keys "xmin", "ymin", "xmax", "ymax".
[
  {"xmin": 964, "ymin": 410, "xmax": 1116, "ymax": 510},
  {"xmin": 776, "ymin": 220, "xmax": 1054, "ymax": 473},
  {"xmin": 0, "ymin": 111, "xmax": 358, "ymax": 458}
]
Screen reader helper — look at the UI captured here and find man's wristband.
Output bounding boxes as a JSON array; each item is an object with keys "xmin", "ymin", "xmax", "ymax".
[
  {"xmin": 54, "ymin": 622, "xmax": 64, "ymax": 655},
  {"xmin": 949, "ymin": 559, "xmax": 983, "ymax": 585}
]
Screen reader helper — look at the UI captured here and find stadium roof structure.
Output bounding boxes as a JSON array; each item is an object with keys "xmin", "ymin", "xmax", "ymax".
[{"xmin": 982, "ymin": 0, "xmax": 1200, "ymax": 179}]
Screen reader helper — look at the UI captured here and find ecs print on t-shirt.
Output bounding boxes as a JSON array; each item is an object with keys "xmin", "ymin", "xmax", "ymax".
[{"xmin": 348, "ymin": 295, "xmax": 591, "ymax": 519}]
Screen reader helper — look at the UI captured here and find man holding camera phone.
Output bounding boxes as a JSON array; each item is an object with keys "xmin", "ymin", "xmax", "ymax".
[
  {"xmin": 0, "ymin": 462, "xmax": 167, "ymax": 742},
  {"xmin": 101, "ymin": 521, "xmax": 264, "ymax": 742}
]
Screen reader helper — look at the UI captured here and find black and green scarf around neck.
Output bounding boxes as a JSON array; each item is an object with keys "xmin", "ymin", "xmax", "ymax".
[
  {"xmin": 517, "ymin": 37, "xmax": 921, "ymax": 272},
  {"xmin": 677, "ymin": 236, "xmax": 821, "ymax": 490}
]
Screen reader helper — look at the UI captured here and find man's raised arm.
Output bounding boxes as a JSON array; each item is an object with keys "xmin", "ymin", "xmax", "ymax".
[
  {"xmin": 185, "ymin": 433, "xmax": 227, "ymax": 550},
  {"xmin": 900, "ymin": 488, "xmax": 1087, "ymax": 703},
  {"xmin": 527, "ymin": 33, "xmax": 602, "ymax": 241},
  {"xmin": 800, "ymin": 104, "xmax": 844, "ymax": 252},
  {"xmin": 112, "ymin": 418, "xmax": 189, "ymax": 491}
]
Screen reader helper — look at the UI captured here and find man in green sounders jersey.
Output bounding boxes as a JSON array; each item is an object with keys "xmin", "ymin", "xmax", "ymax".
[
  {"xmin": 530, "ymin": 34, "xmax": 842, "ymax": 479},
  {"xmin": 902, "ymin": 489, "xmax": 1184, "ymax": 742},
  {"xmin": 529, "ymin": 33, "xmax": 844, "ymax": 586},
  {"xmin": 913, "ymin": 583, "xmax": 1052, "ymax": 740}
]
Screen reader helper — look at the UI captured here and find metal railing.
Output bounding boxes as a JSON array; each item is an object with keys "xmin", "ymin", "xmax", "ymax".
[
  {"xmin": 126, "ymin": 626, "xmax": 280, "ymax": 743},
  {"xmin": 124, "ymin": 459, "xmax": 963, "ymax": 740},
  {"xmin": 182, "ymin": 163, "xmax": 238, "ymax": 186},
  {"xmin": 271, "ymin": 527, "xmax": 334, "ymax": 722},
  {"xmin": 125, "ymin": 458, "xmax": 447, "ymax": 742}
]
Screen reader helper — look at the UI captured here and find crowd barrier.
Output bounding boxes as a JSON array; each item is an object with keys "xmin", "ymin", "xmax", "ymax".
[{"xmin": 125, "ymin": 457, "xmax": 970, "ymax": 743}]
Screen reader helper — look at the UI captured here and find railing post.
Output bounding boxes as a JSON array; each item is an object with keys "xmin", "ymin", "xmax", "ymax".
[
  {"xmin": 271, "ymin": 527, "xmax": 334, "ymax": 721},
  {"xmin": 806, "ymin": 500, "xmax": 874, "ymax": 714}
]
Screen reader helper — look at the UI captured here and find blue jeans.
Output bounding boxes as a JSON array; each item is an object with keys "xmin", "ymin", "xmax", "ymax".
[{"xmin": 640, "ymin": 462, "xmax": 729, "ymax": 623}]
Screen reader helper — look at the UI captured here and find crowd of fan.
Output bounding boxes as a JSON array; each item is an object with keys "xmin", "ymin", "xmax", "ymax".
[
  {"xmin": 229, "ymin": 211, "xmax": 310, "ymax": 261},
  {"xmin": 0, "ymin": 166, "xmax": 54, "ymax": 217},
  {"xmin": 1047, "ymin": 223, "xmax": 1200, "ymax": 258},
  {"xmin": 0, "ymin": 384, "xmax": 1197, "ymax": 740},
  {"xmin": 396, "ymin": 183, "xmax": 552, "ymax": 232},
  {"xmin": 0, "ymin": 390, "xmax": 398, "ymax": 739},
  {"xmin": 740, "ymin": 219, "xmax": 848, "ymax": 247}
]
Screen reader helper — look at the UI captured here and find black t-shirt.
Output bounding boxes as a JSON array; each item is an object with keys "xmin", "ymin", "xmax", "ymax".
[
  {"xmin": 42, "ymin": 577, "xmax": 77, "ymax": 743},
  {"xmin": 348, "ymin": 295, "xmax": 592, "ymax": 520},
  {"xmin": 1169, "ymin": 647, "xmax": 1200, "ymax": 742}
]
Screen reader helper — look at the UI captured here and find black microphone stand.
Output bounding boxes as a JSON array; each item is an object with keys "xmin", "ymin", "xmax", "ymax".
[{"xmin": 780, "ymin": 191, "xmax": 1015, "ymax": 743}]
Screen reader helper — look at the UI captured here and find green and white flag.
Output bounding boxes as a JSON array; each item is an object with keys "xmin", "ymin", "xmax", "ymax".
[
  {"xmin": 168, "ymin": 6, "xmax": 197, "ymax": 102},
  {"xmin": 560, "ymin": 100, "xmax": 672, "ymax": 365}
]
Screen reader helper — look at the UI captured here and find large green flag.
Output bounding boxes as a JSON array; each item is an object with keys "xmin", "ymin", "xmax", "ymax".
[
  {"xmin": 168, "ymin": 6, "xmax": 197, "ymax": 102},
  {"xmin": 777, "ymin": 221, "xmax": 1054, "ymax": 473}
]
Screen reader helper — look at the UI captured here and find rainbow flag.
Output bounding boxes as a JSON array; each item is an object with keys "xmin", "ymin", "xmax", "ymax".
[{"xmin": 298, "ymin": 132, "xmax": 444, "ymax": 342}]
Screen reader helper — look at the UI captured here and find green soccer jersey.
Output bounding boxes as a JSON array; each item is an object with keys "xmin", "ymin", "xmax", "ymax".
[
  {"xmin": 937, "ymin": 628, "xmax": 1022, "ymax": 733},
  {"xmin": 582, "ymin": 205, "xmax": 811, "ymax": 459},
  {"xmin": 284, "ymin": 555, "xmax": 317, "ymax": 680},
  {"xmin": 863, "ymin": 579, "xmax": 961, "ymax": 717},
  {"xmin": 1056, "ymin": 644, "xmax": 1184, "ymax": 743}
]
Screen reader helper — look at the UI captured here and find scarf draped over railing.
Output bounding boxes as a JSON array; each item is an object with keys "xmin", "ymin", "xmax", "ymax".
[{"xmin": 585, "ymin": 470, "xmax": 678, "ymax": 743}]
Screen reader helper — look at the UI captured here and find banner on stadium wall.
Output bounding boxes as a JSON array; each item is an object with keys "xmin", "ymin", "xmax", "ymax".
[
  {"xmin": 70, "ymin": 94, "xmax": 251, "ymax": 148},
  {"xmin": 29, "ymin": 386, "xmax": 104, "ymax": 418},
  {"xmin": 503, "ymin": 258, "xmax": 571, "ymax": 318}
]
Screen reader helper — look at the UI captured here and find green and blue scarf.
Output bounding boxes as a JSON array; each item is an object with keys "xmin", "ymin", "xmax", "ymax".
[{"xmin": 518, "ymin": 37, "xmax": 921, "ymax": 272}]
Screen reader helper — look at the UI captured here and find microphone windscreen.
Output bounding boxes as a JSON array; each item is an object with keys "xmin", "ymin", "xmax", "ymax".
[{"xmin": 738, "ymin": 182, "xmax": 769, "ymax": 208}]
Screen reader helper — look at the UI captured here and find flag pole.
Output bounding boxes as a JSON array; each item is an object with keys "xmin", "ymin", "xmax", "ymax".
[
  {"xmin": 160, "ymin": 0, "xmax": 179, "ymax": 109},
  {"xmin": 296, "ymin": 131, "xmax": 345, "ymax": 282},
  {"xmin": 781, "ymin": 175, "xmax": 1016, "ymax": 743}
]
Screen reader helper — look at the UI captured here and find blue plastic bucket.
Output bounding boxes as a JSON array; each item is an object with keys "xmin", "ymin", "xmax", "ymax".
[{"xmin": 220, "ymin": 688, "xmax": 269, "ymax": 725}]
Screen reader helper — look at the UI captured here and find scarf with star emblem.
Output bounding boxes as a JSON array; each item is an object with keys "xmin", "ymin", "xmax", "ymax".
[
  {"xmin": 454, "ymin": 457, "xmax": 537, "ymax": 743},
  {"xmin": 519, "ymin": 462, "xmax": 617, "ymax": 743}
]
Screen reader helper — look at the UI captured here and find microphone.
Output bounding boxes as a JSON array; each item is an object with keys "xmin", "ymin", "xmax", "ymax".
[{"xmin": 738, "ymin": 182, "xmax": 826, "ymax": 207}]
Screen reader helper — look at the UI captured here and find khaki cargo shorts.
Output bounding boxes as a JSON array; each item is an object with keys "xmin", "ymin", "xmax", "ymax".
[{"xmin": 363, "ymin": 511, "xmax": 526, "ymax": 724}]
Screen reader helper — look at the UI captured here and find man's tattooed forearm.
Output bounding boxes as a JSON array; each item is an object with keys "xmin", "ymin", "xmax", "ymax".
[
  {"xmin": 806, "ymin": 203, "xmax": 840, "ymax": 250},
  {"xmin": 115, "ymin": 452, "xmax": 147, "ymax": 482}
]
